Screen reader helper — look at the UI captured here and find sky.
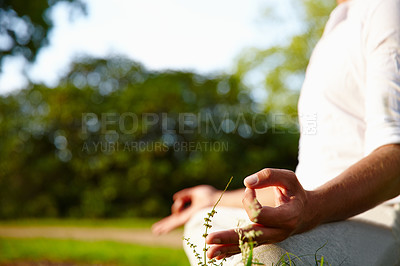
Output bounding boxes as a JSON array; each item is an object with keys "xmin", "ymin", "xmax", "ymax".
[{"xmin": 0, "ymin": 0, "xmax": 299, "ymax": 95}]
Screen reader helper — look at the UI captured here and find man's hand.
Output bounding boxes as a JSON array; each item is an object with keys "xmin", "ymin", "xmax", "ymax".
[
  {"xmin": 205, "ymin": 169, "xmax": 314, "ymax": 260},
  {"xmin": 152, "ymin": 185, "xmax": 218, "ymax": 235}
]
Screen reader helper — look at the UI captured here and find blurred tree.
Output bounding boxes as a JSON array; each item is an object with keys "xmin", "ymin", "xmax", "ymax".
[
  {"xmin": 0, "ymin": 57, "xmax": 299, "ymax": 218},
  {"xmin": 235, "ymin": 0, "xmax": 336, "ymax": 114},
  {"xmin": 0, "ymin": 0, "xmax": 86, "ymax": 70},
  {"xmin": 0, "ymin": 0, "xmax": 337, "ymax": 219}
]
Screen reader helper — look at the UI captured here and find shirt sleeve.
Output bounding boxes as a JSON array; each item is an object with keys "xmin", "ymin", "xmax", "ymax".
[{"xmin": 363, "ymin": 0, "xmax": 400, "ymax": 155}]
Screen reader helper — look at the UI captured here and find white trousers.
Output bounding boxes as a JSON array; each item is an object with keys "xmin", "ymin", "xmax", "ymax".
[{"xmin": 183, "ymin": 204, "xmax": 400, "ymax": 266}]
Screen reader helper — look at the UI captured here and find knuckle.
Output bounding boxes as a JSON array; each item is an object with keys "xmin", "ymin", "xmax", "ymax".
[
  {"xmin": 285, "ymin": 171, "xmax": 300, "ymax": 189},
  {"xmin": 286, "ymin": 219, "xmax": 298, "ymax": 231},
  {"xmin": 283, "ymin": 216, "xmax": 299, "ymax": 232},
  {"xmin": 260, "ymin": 168, "xmax": 272, "ymax": 178}
]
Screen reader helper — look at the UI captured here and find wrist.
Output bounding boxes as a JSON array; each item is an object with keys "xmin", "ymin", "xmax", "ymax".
[{"xmin": 299, "ymin": 190, "xmax": 323, "ymax": 233}]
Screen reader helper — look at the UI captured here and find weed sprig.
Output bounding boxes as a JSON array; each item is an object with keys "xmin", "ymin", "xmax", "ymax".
[
  {"xmin": 184, "ymin": 176, "xmax": 233, "ymax": 266},
  {"xmin": 236, "ymin": 197, "xmax": 264, "ymax": 266}
]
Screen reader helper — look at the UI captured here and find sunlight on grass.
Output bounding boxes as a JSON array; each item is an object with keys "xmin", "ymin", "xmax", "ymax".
[{"xmin": 0, "ymin": 237, "xmax": 188, "ymax": 266}]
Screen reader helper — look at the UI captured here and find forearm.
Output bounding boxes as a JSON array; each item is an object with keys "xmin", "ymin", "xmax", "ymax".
[{"xmin": 306, "ymin": 144, "xmax": 400, "ymax": 230}]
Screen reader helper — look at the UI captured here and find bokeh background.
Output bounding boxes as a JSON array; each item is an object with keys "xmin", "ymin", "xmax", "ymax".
[{"xmin": 0, "ymin": 0, "xmax": 335, "ymax": 265}]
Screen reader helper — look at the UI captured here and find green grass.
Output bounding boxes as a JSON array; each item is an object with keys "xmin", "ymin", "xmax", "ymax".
[
  {"xmin": 0, "ymin": 218, "xmax": 161, "ymax": 229},
  {"xmin": 0, "ymin": 237, "xmax": 189, "ymax": 266},
  {"xmin": 0, "ymin": 218, "xmax": 187, "ymax": 265}
]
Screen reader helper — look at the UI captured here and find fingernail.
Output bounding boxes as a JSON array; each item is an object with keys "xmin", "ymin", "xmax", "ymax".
[
  {"xmin": 212, "ymin": 238, "xmax": 221, "ymax": 244},
  {"xmin": 213, "ymin": 251, "xmax": 221, "ymax": 258},
  {"xmin": 245, "ymin": 174, "xmax": 258, "ymax": 186}
]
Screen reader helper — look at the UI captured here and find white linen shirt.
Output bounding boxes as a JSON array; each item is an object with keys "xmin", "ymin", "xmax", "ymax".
[{"xmin": 295, "ymin": 0, "xmax": 400, "ymax": 202}]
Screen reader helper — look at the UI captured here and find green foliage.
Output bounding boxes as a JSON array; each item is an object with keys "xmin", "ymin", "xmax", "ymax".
[
  {"xmin": 0, "ymin": 218, "xmax": 160, "ymax": 228},
  {"xmin": 0, "ymin": 0, "xmax": 86, "ymax": 68},
  {"xmin": 0, "ymin": 237, "xmax": 188, "ymax": 266},
  {"xmin": 234, "ymin": 0, "xmax": 336, "ymax": 114},
  {"xmin": 0, "ymin": 0, "xmax": 338, "ymax": 219},
  {"xmin": 0, "ymin": 56, "xmax": 299, "ymax": 219}
]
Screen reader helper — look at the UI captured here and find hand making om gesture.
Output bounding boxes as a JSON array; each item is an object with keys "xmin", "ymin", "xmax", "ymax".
[{"xmin": 205, "ymin": 168, "xmax": 316, "ymax": 260}]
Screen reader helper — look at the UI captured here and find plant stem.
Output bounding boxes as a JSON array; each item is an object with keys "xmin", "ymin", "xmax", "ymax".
[{"xmin": 203, "ymin": 176, "xmax": 233, "ymax": 265}]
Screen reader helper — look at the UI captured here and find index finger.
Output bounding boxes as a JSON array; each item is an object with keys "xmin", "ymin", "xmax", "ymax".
[
  {"xmin": 242, "ymin": 188, "xmax": 293, "ymax": 227},
  {"xmin": 206, "ymin": 224, "xmax": 284, "ymax": 245},
  {"xmin": 172, "ymin": 187, "xmax": 193, "ymax": 201}
]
